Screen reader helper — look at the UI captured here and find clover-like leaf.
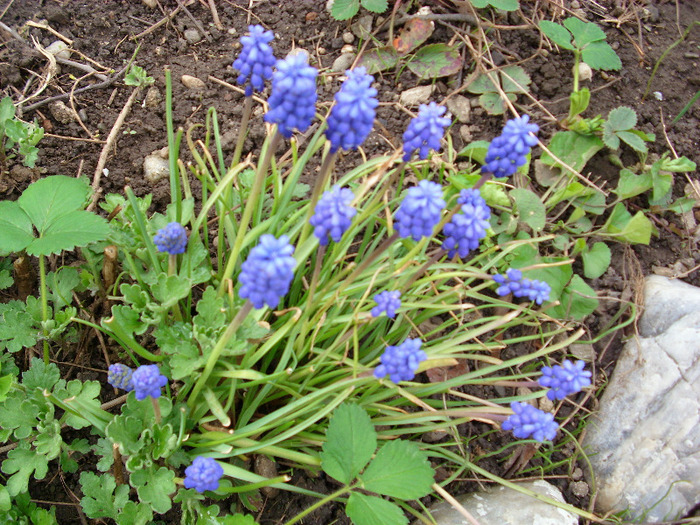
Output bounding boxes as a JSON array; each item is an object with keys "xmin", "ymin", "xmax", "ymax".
[{"xmin": 130, "ymin": 466, "xmax": 176, "ymax": 515}]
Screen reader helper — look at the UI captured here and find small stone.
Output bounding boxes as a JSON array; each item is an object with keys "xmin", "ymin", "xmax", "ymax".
[
  {"xmin": 254, "ymin": 456, "xmax": 279, "ymax": 498},
  {"xmin": 342, "ymin": 31, "xmax": 355, "ymax": 44},
  {"xmin": 446, "ymin": 95, "xmax": 470, "ymax": 123},
  {"xmin": 400, "ymin": 85, "xmax": 435, "ymax": 106},
  {"xmin": 570, "ymin": 343, "xmax": 595, "ymax": 362},
  {"xmin": 184, "ymin": 28, "xmax": 202, "ymax": 44},
  {"xmin": 572, "ymin": 467, "xmax": 583, "ymax": 481},
  {"xmin": 143, "ymin": 153, "xmax": 169, "ymax": 183},
  {"xmin": 538, "ymin": 396, "xmax": 554, "ymax": 413},
  {"xmin": 227, "ymin": 27, "xmax": 237, "ymax": 36},
  {"xmin": 570, "ymin": 0, "xmax": 580, "ymax": 8},
  {"xmin": 459, "ymin": 125, "xmax": 472, "ymax": 142},
  {"xmin": 78, "ymin": 109, "xmax": 88, "ymax": 122},
  {"xmin": 684, "ymin": 52, "xmax": 700, "ymax": 59},
  {"xmin": 341, "ymin": 44, "xmax": 355, "ymax": 54},
  {"xmin": 48, "ymin": 100, "xmax": 75, "ymax": 124},
  {"xmin": 577, "ymin": 62, "xmax": 593, "ymax": 82},
  {"xmin": 351, "ymin": 15, "xmax": 373, "ymax": 40},
  {"xmin": 144, "ymin": 86, "xmax": 162, "ymax": 109},
  {"xmin": 331, "ymin": 53, "xmax": 356, "ymax": 72},
  {"xmin": 317, "ymin": 47, "xmax": 327, "ymax": 55},
  {"xmin": 142, "ymin": 0, "xmax": 157, "ymax": 7},
  {"xmin": 181, "ymin": 74, "xmax": 206, "ymax": 90},
  {"xmin": 306, "ymin": 12, "xmax": 317, "ymax": 22},
  {"xmin": 45, "ymin": 40, "xmax": 71, "ymax": 60},
  {"xmin": 570, "ymin": 481, "xmax": 589, "ymax": 498},
  {"xmin": 422, "ymin": 430, "xmax": 447, "ymax": 443}
]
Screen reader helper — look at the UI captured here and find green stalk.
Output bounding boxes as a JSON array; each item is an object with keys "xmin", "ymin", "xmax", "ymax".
[
  {"xmin": 297, "ymin": 150, "xmax": 338, "ymax": 247},
  {"xmin": 231, "ymin": 95, "xmax": 253, "ymax": 168},
  {"xmin": 38, "ymin": 254, "xmax": 49, "ymax": 364},
  {"xmin": 165, "ymin": 69, "xmax": 182, "ymax": 221},
  {"xmin": 572, "ymin": 50, "xmax": 580, "ymax": 93},
  {"xmin": 151, "ymin": 397, "xmax": 162, "ymax": 424},
  {"xmin": 284, "ymin": 486, "xmax": 352, "ymax": 525}
]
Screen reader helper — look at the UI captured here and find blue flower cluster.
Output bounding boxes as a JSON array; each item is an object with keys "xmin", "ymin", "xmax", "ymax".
[
  {"xmin": 131, "ymin": 364, "xmax": 168, "ymax": 401},
  {"xmin": 395, "ymin": 180, "xmax": 446, "ymax": 241},
  {"xmin": 154, "ymin": 222, "xmax": 188, "ymax": 255},
  {"xmin": 538, "ymin": 359, "xmax": 592, "ymax": 400},
  {"xmin": 325, "ymin": 67, "xmax": 378, "ymax": 152},
  {"xmin": 402, "ymin": 102, "xmax": 452, "ymax": 161},
  {"xmin": 371, "ymin": 290, "xmax": 401, "ymax": 319},
  {"xmin": 442, "ymin": 189, "xmax": 491, "ymax": 258},
  {"xmin": 265, "ymin": 51, "xmax": 318, "ymax": 138},
  {"xmin": 482, "ymin": 115, "xmax": 539, "ymax": 178},
  {"xmin": 239, "ymin": 234, "xmax": 296, "ymax": 309},
  {"xmin": 107, "ymin": 364, "xmax": 134, "ymax": 392},
  {"xmin": 493, "ymin": 268, "xmax": 551, "ymax": 305},
  {"xmin": 501, "ymin": 401, "xmax": 558, "ymax": 442},
  {"xmin": 309, "ymin": 186, "xmax": 357, "ymax": 246},
  {"xmin": 184, "ymin": 456, "xmax": 224, "ymax": 493},
  {"xmin": 233, "ymin": 25, "xmax": 276, "ymax": 97},
  {"xmin": 374, "ymin": 338, "xmax": 427, "ymax": 383}
]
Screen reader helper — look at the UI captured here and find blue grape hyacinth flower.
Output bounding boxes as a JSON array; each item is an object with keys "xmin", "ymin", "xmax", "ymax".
[
  {"xmin": 442, "ymin": 189, "xmax": 491, "ymax": 258},
  {"xmin": 107, "ymin": 364, "xmax": 134, "ymax": 392},
  {"xmin": 325, "ymin": 67, "xmax": 378, "ymax": 152},
  {"xmin": 402, "ymin": 102, "xmax": 452, "ymax": 161},
  {"xmin": 154, "ymin": 222, "xmax": 188, "ymax": 255},
  {"xmin": 265, "ymin": 51, "xmax": 318, "ymax": 138},
  {"xmin": 371, "ymin": 290, "xmax": 401, "ymax": 319},
  {"xmin": 374, "ymin": 338, "xmax": 427, "ymax": 383},
  {"xmin": 482, "ymin": 115, "xmax": 539, "ymax": 178},
  {"xmin": 131, "ymin": 364, "xmax": 168, "ymax": 401},
  {"xmin": 538, "ymin": 359, "xmax": 592, "ymax": 400},
  {"xmin": 493, "ymin": 268, "xmax": 551, "ymax": 305},
  {"xmin": 239, "ymin": 234, "xmax": 296, "ymax": 309},
  {"xmin": 309, "ymin": 186, "xmax": 357, "ymax": 246},
  {"xmin": 233, "ymin": 24, "xmax": 276, "ymax": 97},
  {"xmin": 395, "ymin": 180, "xmax": 446, "ymax": 241},
  {"xmin": 502, "ymin": 401, "xmax": 558, "ymax": 442},
  {"xmin": 184, "ymin": 456, "xmax": 224, "ymax": 493}
]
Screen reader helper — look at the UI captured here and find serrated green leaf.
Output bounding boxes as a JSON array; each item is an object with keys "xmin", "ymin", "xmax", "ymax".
[
  {"xmin": 582, "ymin": 41, "xmax": 621, "ymax": 70},
  {"xmin": 2, "ymin": 442, "xmax": 50, "ymax": 496},
  {"xmin": 467, "ymin": 72, "xmax": 498, "ymax": 94},
  {"xmin": 361, "ymin": 0, "xmax": 388, "ymax": 13},
  {"xmin": 130, "ymin": 466, "xmax": 176, "ymax": 514},
  {"xmin": 615, "ymin": 168, "xmax": 652, "ymax": 199},
  {"xmin": 539, "ymin": 20, "xmax": 575, "ymax": 50},
  {"xmin": 331, "ymin": 0, "xmax": 360, "ymax": 20},
  {"xmin": 0, "ymin": 301, "xmax": 38, "ymax": 352},
  {"xmin": 17, "ymin": 176, "xmax": 89, "ymax": 233},
  {"xmin": 94, "ymin": 438, "xmax": 116, "ymax": 472},
  {"xmin": 479, "ymin": 92, "xmax": 514, "ymax": 115},
  {"xmin": 617, "ymin": 130, "xmax": 647, "ymax": 153},
  {"xmin": 321, "ymin": 403, "xmax": 377, "ymax": 485},
  {"xmin": 564, "ymin": 17, "xmax": 606, "ymax": 47},
  {"xmin": 359, "ymin": 440, "xmax": 433, "ymax": 499},
  {"xmin": 541, "ymin": 131, "xmax": 604, "ymax": 173},
  {"xmin": 0, "ymin": 484, "xmax": 10, "ymax": 512},
  {"xmin": 54, "ymin": 379, "xmax": 102, "ymax": 430},
  {"xmin": 0, "ymin": 392, "xmax": 41, "ymax": 440},
  {"xmin": 602, "ymin": 123, "xmax": 620, "ymax": 149},
  {"xmin": 510, "ymin": 189, "xmax": 546, "ymax": 232},
  {"xmin": 194, "ymin": 286, "xmax": 226, "ymax": 329},
  {"xmin": 22, "ymin": 358, "xmax": 61, "ymax": 391},
  {"xmin": 582, "ymin": 242, "xmax": 611, "ymax": 279},
  {"xmin": 117, "ymin": 501, "xmax": 154, "ymax": 525},
  {"xmin": 607, "ymin": 106, "xmax": 637, "ymax": 131},
  {"xmin": 346, "ymin": 492, "xmax": 407, "ymax": 525},
  {"xmin": 34, "ymin": 420, "xmax": 62, "ymax": 459},
  {"xmin": 658, "ymin": 156, "xmax": 696, "ymax": 172},
  {"xmin": 25, "ymin": 210, "xmax": 110, "ymax": 256},
  {"xmin": 106, "ymin": 415, "xmax": 146, "ymax": 456},
  {"xmin": 407, "ymin": 43, "xmax": 462, "ymax": 79},
  {"xmin": 0, "ymin": 201, "xmax": 33, "ymax": 254},
  {"xmin": 47, "ymin": 267, "xmax": 80, "ymax": 310},
  {"xmin": 548, "ymin": 274, "xmax": 599, "ymax": 320},
  {"xmin": 79, "ymin": 471, "xmax": 130, "ymax": 520},
  {"xmin": 0, "ymin": 269, "xmax": 12, "ymax": 290},
  {"xmin": 0, "ymin": 96, "xmax": 16, "ymax": 125},
  {"xmin": 151, "ymin": 273, "xmax": 191, "ymax": 308}
]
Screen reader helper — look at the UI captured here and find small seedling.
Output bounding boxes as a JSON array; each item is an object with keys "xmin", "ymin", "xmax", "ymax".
[
  {"xmin": 602, "ymin": 106, "xmax": 653, "ymax": 154},
  {"xmin": 0, "ymin": 96, "xmax": 44, "ymax": 171},
  {"xmin": 124, "ymin": 64, "xmax": 155, "ymax": 89}
]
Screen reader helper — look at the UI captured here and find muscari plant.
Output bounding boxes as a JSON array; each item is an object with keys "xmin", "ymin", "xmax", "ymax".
[{"xmin": 0, "ymin": 24, "xmax": 607, "ymax": 525}]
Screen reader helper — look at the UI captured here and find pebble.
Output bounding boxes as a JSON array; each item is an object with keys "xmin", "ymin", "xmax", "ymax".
[
  {"xmin": 342, "ymin": 31, "xmax": 355, "ymax": 44},
  {"xmin": 351, "ymin": 15, "xmax": 373, "ymax": 40},
  {"xmin": 570, "ymin": 481, "xmax": 589, "ymax": 498},
  {"xmin": 45, "ymin": 40, "xmax": 71, "ymax": 60},
  {"xmin": 142, "ymin": 0, "xmax": 157, "ymax": 7},
  {"xmin": 78, "ymin": 109, "xmax": 88, "ymax": 122},
  {"xmin": 181, "ymin": 74, "xmax": 206, "ymax": 90},
  {"xmin": 459, "ymin": 125, "xmax": 472, "ymax": 142},
  {"xmin": 144, "ymin": 86, "xmax": 162, "ymax": 109},
  {"xmin": 446, "ymin": 95, "xmax": 471, "ymax": 123},
  {"xmin": 143, "ymin": 153, "xmax": 169, "ymax": 183},
  {"xmin": 254, "ymin": 456, "xmax": 279, "ymax": 498},
  {"xmin": 400, "ymin": 85, "xmax": 435, "ymax": 106},
  {"xmin": 331, "ymin": 53, "xmax": 356, "ymax": 72},
  {"xmin": 569, "ymin": 343, "xmax": 595, "ymax": 362},
  {"xmin": 577, "ymin": 62, "xmax": 593, "ymax": 82},
  {"xmin": 227, "ymin": 27, "xmax": 237, "ymax": 36},
  {"xmin": 184, "ymin": 28, "xmax": 202, "ymax": 44},
  {"xmin": 48, "ymin": 100, "xmax": 75, "ymax": 124},
  {"xmin": 341, "ymin": 44, "xmax": 355, "ymax": 54},
  {"xmin": 571, "ymin": 467, "xmax": 583, "ymax": 481}
]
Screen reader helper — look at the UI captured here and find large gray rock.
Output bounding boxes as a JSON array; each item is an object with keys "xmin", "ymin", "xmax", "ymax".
[
  {"xmin": 583, "ymin": 275, "xmax": 700, "ymax": 521},
  {"xmin": 424, "ymin": 480, "xmax": 578, "ymax": 525}
]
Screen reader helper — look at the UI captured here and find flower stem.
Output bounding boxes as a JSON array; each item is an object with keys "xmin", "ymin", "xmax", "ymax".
[
  {"xmin": 231, "ymin": 95, "xmax": 253, "ymax": 168},
  {"xmin": 38, "ymin": 254, "xmax": 49, "ymax": 364},
  {"xmin": 168, "ymin": 254, "xmax": 183, "ymax": 322},
  {"xmin": 298, "ymin": 149, "xmax": 338, "ymax": 248},
  {"xmin": 151, "ymin": 397, "xmax": 162, "ymax": 424}
]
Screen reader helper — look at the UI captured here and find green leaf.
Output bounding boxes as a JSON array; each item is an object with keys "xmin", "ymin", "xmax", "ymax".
[
  {"xmin": 548, "ymin": 274, "xmax": 599, "ymax": 320},
  {"xmin": 331, "ymin": 0, "xmax": 360, "ymax": 20},
  {"xmin": 564, "ymin": 17, "xmax": 606, "ymax": 47},
  {"xmin": 321, "ymin": 403, "xmax": 377, "ymax": 485},
  {"xmin": 346, "ymin": 493, "xmax": 407, "ymax": 525},
  {"xmin": 22, "ymin": 358, "xmax": 61, "ymax": 391},
  {"xmin": 0, "ymin": 269, "xmax": 12, "ymax": 290},
  {"xmin": 194, "ymin": 286, "xmax": 226, "ymax": 329},
  {"xmin": 581, "ymin": 41, "xmax": 621, "ymax": 70},
  {"xmin": 151, "ymin": 273, "xmax": 191, "ymax": 308},
  {"xmin": 649, "ymin": 163, "xmax": 673, "ymax": 202},
  {"xmin": 2, "ymin": 442, "xmax": 50, "ymax": 496},
  {"xmin": 606, "ymin": 106, "xmax": 637, "ymax": 131},
  {"xmin": 117, "ymin": 501, "xmax": 153, "ymax": 525},
  {"xmin": 106, "ymin": 415, "xmax": 146, "ymax": 456},
  {"xmin": 79, "ymin": 471, "xmax": 130, "ymax": 520},
  {"xmin": 0, "ymin": 484, "xmax": 9, "ymax": 512},
  {"xmin": 479, "ymin": 92, "xmax": 514, "ymax": 115},
  {"xmin": 525, "ymin": 261, "xmax": 572, "ymax": 304},
  {"xmin": 54, "ymin": 379, "xmax": 102, "ymax": 430},
  {"xmin": 26, "ymin": 210, "xmax": 110, "ymax": 256},
  {"xmin": 17, "ymin": 176, "xmax": 89, "ymax": 234},
  {"xmin": 538, "ymin": 21, "xmax": 575, "ymax": 50},
  {"xmin": 0, "ymin": 201, "xmax": 33, "ymax": 254},
  {"xmin": 617, "ymin": 130, "xmax": 647, "ymax": 153},
  {"xmin": 0, "ymin": 96, "xmax": 16, "ymax": 125},
  {"xmin": 510, "ymin": 189, "xmax": 546, "ymax": 232},
  {"xmin": 0, "ymin": 301, "xmax": 38, "ymax": 352},
  {"xmin": 94, "ymin": 438, "xmax": 115, "ymax": 472},
  {"xmin": 47, "ymin": 267, "xmax": 80, "ymax": 310},
  {"xmin": 615, "ymin": 168, "xmax": 652, "ymax": 199},
  {"xmin": 130, "ymin": 466, "xmax": 176, "ymax": 514},
  {"xmin": 541, "ymin": 131, "xmax": 604, "ymax": 173},
  {"xmin": 359, "ymin": 440, "xmax": 434, "ymax": 499},
  {"xmin": 602, "ymin": 203, "xmax": 652, "ymax": 245},
  {"xmin": 361, "ymin": 0, "xmax": 388, "ymax": 13},
  {"xmin": 582, "ymin": 242, "xmax": 611, "ymax": 279},
  {"xmin": 658, "ymin": 155, "xmax": 696, "ymax": 172},
  {"xmin": 500, "ymin": 65, "xmax": 531, "ymax": 93},
  {"xmin": 406, "ymin": 44, "xmax": 462, "ymax": 79},
  {"xmin": 487, "ymin": 0, "xmax": 519, "ymax": 10},
  {"xmin": 569, "ymin": 88, "xmax": 590, "ymax": 118}
]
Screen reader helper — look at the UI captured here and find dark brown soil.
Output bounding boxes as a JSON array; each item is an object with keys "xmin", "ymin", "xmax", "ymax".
[{"xmin": 1, "ymin": 0, "xmax": 699, "ymax": 523}]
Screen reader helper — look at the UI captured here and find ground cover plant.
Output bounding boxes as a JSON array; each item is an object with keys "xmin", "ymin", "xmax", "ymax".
[{"xmin": 0, "ymin": 1, "xmax": 699, "ymax": 524}]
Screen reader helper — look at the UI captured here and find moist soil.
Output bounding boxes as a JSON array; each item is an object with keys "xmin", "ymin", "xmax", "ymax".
[{"xmin": 0, "ymin": 0, "xmax": 699, "ymax": 523}]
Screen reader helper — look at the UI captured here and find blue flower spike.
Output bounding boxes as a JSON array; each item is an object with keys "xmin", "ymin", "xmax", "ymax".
[
  {"xmin": 374, "ymin": 338, "xmax": 427, "ymax": 383},
  {"xmin": 239, "ymin": 234, "xmax": 296, "ymax": 309},
  {"xmin": 493, "ymin": 268, "xmax": 551, "ymax": 305},
  {"xmin": 442, "ymin": 189, "xmax": 491, "ymax": 258},
  {"xmin": 395, "ymin": 180, "xmax": 446, "ymax": 241},
  {"xmin": 309, "ymin": 186, "xmax": 357, "ymax": 246},
  {"xmin": 265, "ymin": 50, "xmax": 318, "ymax": 138},
  {"xmin": 326, "ymin": 67, "xmax": 378, "ymax": 152},
  {"xmin": 154, "ymin": 222, "xmax": 188, "ymax": 255},
  {"xmin": 402, "ymin": 102, "xmax": 452, "ymax": 161},
  {"xmin": 184, "ymin": 456, "xmax": 224, "ymax": 493},
  {"xmin": 482, "ymin": 115, "xmax": 539, "ymax": 178},
  {"xmin": 233, "ymin": 24, "xmax": 276, "ymax": 97},
  {"xmin": 538, "ymin": 359, "xmax": 592, "ymax": 400},
  {"xmin": 107, "ymin": 364, "xmax": 134, "ymax": 392},
  {"xmin": 131, "ymin": 364, "xmax": 168, "ymax": 401},
  {"xmin": 502, "ymin": 401, "xmax": 558, "ymax": 442},
  {"xmin": 371, "ymin": 290, "xmax": 402, "ymax": 319}
]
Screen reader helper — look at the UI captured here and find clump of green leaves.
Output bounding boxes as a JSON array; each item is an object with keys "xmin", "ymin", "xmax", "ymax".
[
  {"xmin": 0, "ymin": 96, "xmax": 44, "ymax": 170},
  {"xmin": 602, "ymin": 106, "xmax": 653, "ymax": 154},
  {"xmin": 467, "ymin": 65, "xmax": 531, "ymax": 115},
  {"xmin": 124, "ymin": 64, "xmax": 155, "ymax": 89},
  {"xmin": 330, "ymin": 0, "xmax": 388, "ymax": 21}
]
